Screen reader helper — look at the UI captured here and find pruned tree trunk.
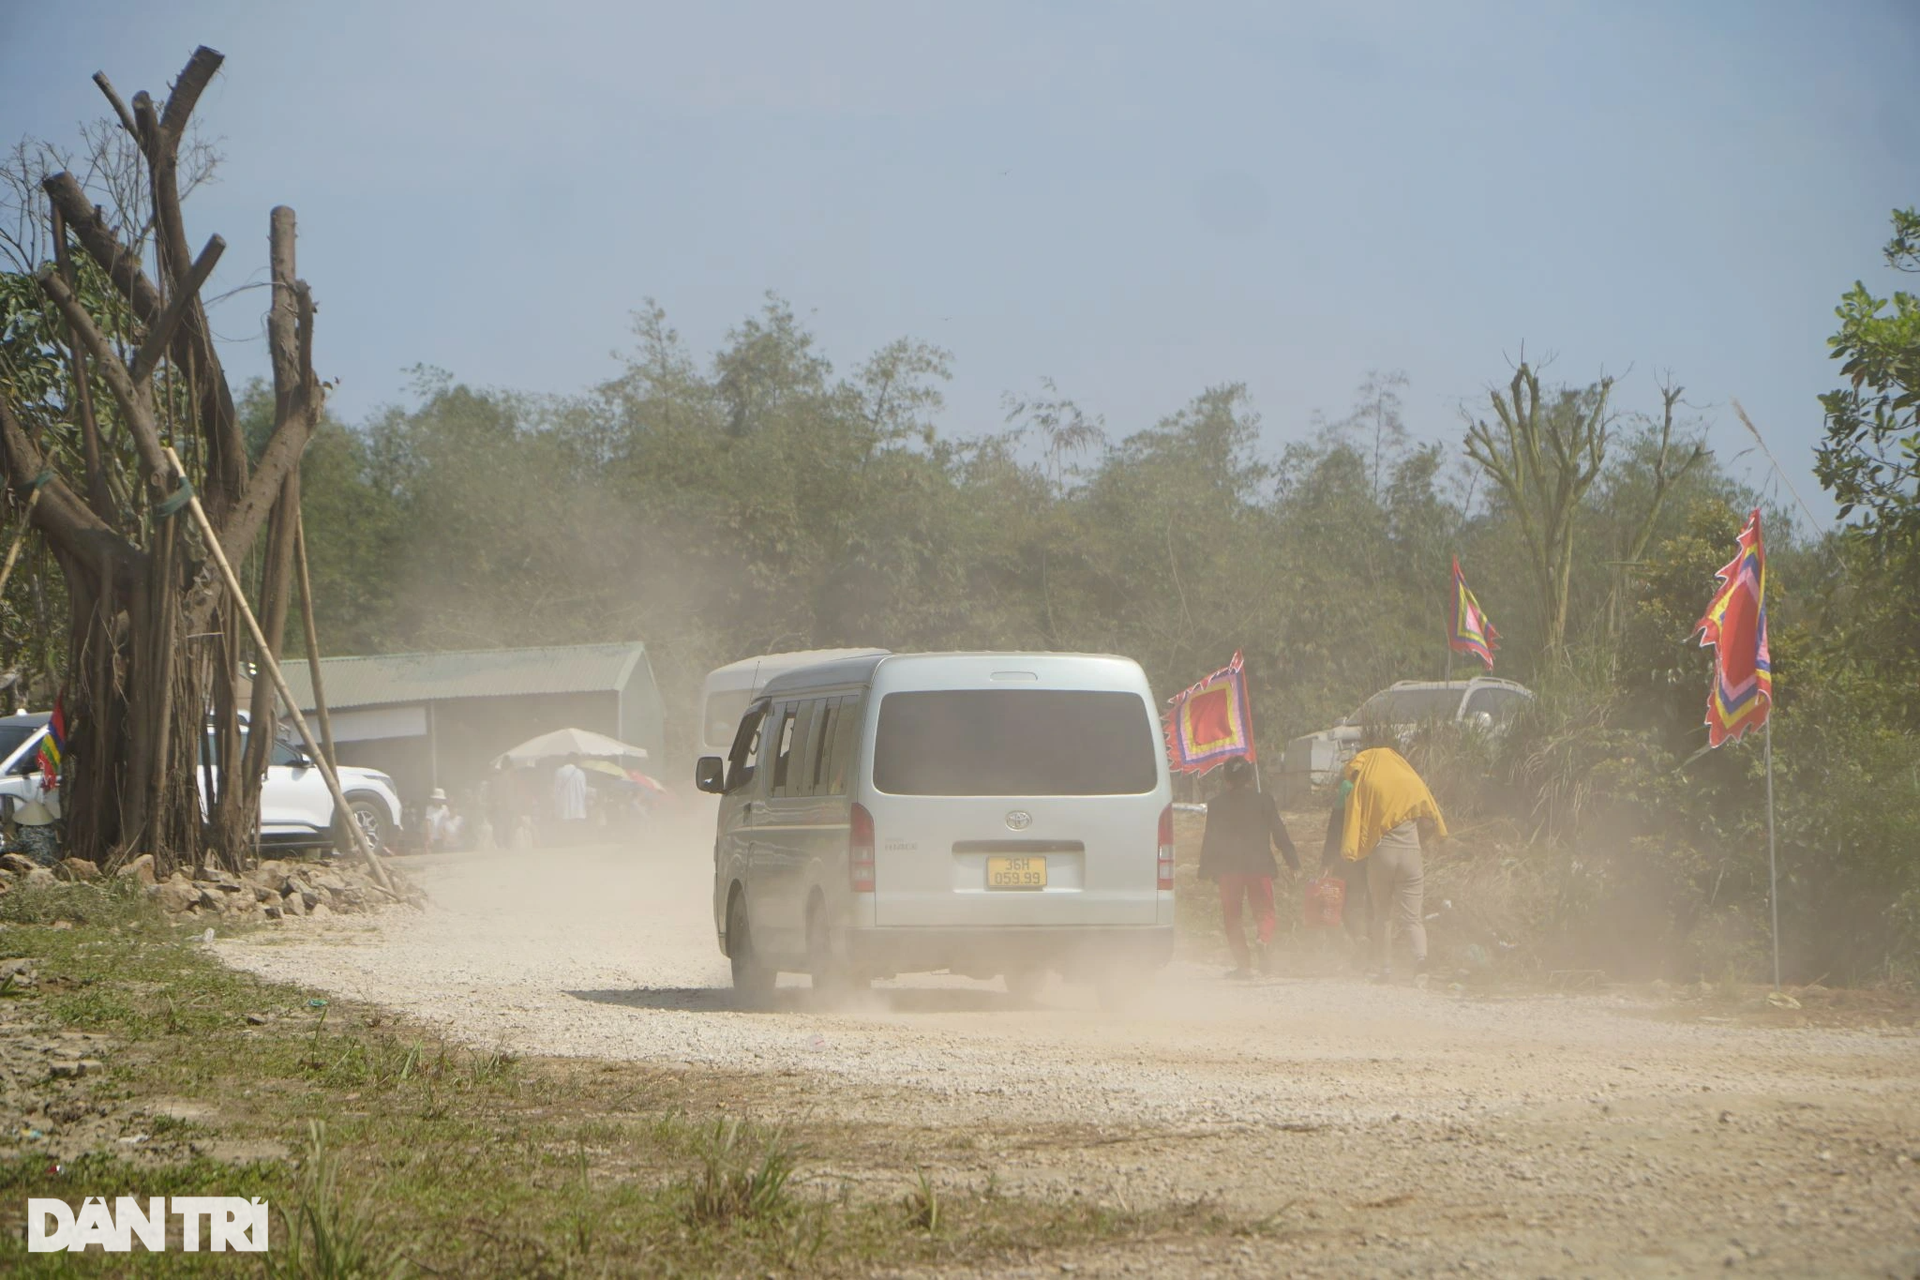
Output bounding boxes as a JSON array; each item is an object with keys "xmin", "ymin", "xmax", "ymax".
[
  {"xmin": 0, "ymin": 47, "xmax": 325, "ymax": 874},
  {"xmin": 1463, "ymin": 362, "xmax": 1613, "ymax": 658}
]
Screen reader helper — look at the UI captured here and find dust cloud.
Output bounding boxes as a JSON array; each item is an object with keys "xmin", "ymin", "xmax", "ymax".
[{"xmin": 213, "ymin": 815, "xmax": 1920, "ymax": 1274}]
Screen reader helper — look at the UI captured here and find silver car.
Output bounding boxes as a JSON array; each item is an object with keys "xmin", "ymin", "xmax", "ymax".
[{"xmin": 1279, "ymin": 677, "xmax": 1534, "ymax": 802}]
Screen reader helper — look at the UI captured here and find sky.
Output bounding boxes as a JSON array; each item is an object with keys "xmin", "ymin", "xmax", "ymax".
[{"xmin": 3, "ymin": 1, "xmax": 1916, "ymax": 527}]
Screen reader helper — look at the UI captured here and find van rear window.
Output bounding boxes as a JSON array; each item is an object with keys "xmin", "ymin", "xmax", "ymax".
[{"xmin": 872, "ymin": 690, "xmax": 1157, "ymax": 796}]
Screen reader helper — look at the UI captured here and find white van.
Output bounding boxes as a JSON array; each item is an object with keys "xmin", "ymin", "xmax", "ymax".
[{"xmin": 694, "ymin": 652, "xmax": 1175, "ymax": 1003}]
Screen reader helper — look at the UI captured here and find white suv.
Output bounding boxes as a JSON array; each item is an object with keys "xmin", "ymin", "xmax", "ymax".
[
  {"xmin": 1279, "ymin": 677, "xmax": 1534, "ymax": 800},
  {"xmin": 0, "ymin": 712, "xmax": 403, "ymax": 855}
]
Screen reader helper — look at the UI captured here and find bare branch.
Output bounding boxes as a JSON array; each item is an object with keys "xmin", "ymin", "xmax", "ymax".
[
  {"xmin": 158, "ymin": 47, "xmax": 225, "ymax": 144},
  {"xmin": 0, "ymin": 396, "xmax": 139, "ymax": 578},
  {"xmin": 91, "ymin": 72, "xmax": 139, "ymax": 139},
  {"xmin": 131, "ymin": 232, "xmax": 224, "ymax": 384},
  {"xmin": 35, "ymin": 267, "xmax": 171, "ymax": 489},
  {"xmin": 41, "ymin": 170, "xmax": 163, "ymax": 321}
]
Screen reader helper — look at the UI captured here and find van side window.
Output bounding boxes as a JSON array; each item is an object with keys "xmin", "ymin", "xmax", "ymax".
[
  {"xmin": 808, "ymin": 701, "xmax": 839, "ymax": 794},
  {"xmin": 785, "ymin": 700, "xmax": 827, "ymax": 799},
  {"xmin": 776, "ymin": 702, "xmax": 819, "ymax": 798},
  {"xmin": 769, "ymin": 706, "xmax": 799, "ymax": 795},
  {"xmin": 826, "ymin": 695, "xmax": 863, "ymax": 794},
  {"xmin": 725, "ymin": 701, "xmax": 768, "ymax": 792}
]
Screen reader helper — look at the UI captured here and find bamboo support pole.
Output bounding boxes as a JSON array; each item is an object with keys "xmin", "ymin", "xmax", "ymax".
[
  {"xmin": 292, "ymin": 510, "xmax": 337, "ymax": 770},
  {"xmin": 162, "ymin": 446, "xmax": 396, "ymax": 894}
]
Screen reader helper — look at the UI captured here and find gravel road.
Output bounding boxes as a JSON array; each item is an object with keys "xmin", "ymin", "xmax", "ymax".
[{"xmin": 219, "ymin": 841, "xmax": 1920, "ymax": 1278}]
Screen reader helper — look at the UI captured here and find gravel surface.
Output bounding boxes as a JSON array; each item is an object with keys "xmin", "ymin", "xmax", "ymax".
[{"xmin": 219, "ymin": 842, "xmax": 1920, "ymax": 1277}]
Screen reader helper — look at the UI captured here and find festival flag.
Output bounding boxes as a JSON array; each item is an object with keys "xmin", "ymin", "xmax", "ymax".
[
  {"xmin": 1163, "ymin": 651, "xmax": 1256, "ymax": 774},
  {"xmin": 1694, "ymin": 507, "xmax": 1772, "ymax": 747},
  {"xmin": 37, "ymin": 693, "xmax": 65, "ymax": 787},
  {"xmin": 1448, "ymin": 556, "xmax": 1499, "ymax": 671}
]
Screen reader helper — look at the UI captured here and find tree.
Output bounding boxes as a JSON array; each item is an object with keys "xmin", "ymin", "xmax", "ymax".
[
  {"xmin": 1816, "ymin": 207, "xmax": 1920, "ymax": 545},
  {"xmin": 1815, "ymin": 206, "xmax": 1920, "ymax": 717},
  {"xmin": 1337, "ymin": 369, "xmax": 1410, "ymax": 502},
  {"xmin": 1464, "ymin": 361, "xmax": 1614, "ymax": 656},
  {"xmin": 0, "ymin": 48, "xmax": 324, "ymax": 871}
]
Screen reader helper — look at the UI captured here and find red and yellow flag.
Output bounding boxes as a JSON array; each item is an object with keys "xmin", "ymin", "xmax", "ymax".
[
  {"xmin": 37, "ymin": 693, "xmax": 65, "ymax": 788},
  {"xmin": 1163, "ymin": 651, "xmax": 1256, "ymax": 774},
  {"xmin": 1449, "ymin": 556, "xmax": 1499, "ymax": 671},
  {"xmin": 1694, "ymin": 508, "xmax": 1772, "ymax": 747}
]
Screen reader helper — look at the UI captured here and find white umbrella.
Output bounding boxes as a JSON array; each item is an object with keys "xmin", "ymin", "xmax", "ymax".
[{"xmin": 493, "ymin": 727, "xmax": 648, "ymax": 767}]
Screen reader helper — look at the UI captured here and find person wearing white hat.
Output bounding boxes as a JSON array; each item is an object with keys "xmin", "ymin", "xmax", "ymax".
[{"xmin": 423, "ymin": 788, "xmax": 462, "ymax": 852}]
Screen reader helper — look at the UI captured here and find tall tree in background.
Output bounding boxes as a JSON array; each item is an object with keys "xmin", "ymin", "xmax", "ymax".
[
  {"xmin": 0, "ymin": 47, "xmax": 323, "ymax": 871},
  {"xmin": 1816, "ymin": 206, "xmax": 1920, "ymax": 716},
  {"xmin": 1464, "ymin": 361, "xmax": 1614, "ymax": 656}
]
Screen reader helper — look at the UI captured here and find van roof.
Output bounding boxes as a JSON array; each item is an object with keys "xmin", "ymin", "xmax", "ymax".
[
  {"xmin": 702, "ymin": 648, "xmax": 889, "ymax": 693},
  {"xmin": 758, "ymin": 650, "xmax": 1143, "ymax": 699}
]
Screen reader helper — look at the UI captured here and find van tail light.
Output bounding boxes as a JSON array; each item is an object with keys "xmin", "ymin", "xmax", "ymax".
[
  {"xmin": 1157, "ymin": 804, "xmax": 1175, "ymax": 891},
  {"xmin": 850, "ymin": 802, "xmax": 876, "ymax": 893}
]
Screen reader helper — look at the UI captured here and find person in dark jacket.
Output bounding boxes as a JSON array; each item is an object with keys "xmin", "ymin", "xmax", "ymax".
[{"xmin": 1198, "ymin": 758, "xmax": 1299, "ymax": 978}]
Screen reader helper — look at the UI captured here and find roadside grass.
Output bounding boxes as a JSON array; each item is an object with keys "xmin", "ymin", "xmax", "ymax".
[{"xmin": 0, "ymin": 880, "xmax": 1222, "ymax": 1275}]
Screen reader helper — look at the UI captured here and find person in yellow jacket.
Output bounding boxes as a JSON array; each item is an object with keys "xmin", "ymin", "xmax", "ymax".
[{"xmin": 1334, "ymin": 746, "xmax": 1446, "ymax": 987}]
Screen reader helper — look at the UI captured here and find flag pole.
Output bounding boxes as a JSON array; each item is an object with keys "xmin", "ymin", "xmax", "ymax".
[{"xmin": 1765, "ymin": 714, "xmax": 1780, "ymax": 990}]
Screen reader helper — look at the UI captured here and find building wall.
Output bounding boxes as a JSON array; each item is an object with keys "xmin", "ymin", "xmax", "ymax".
[{"xmin": 619, "ymin": 650, "xmax": 668, "ymax": 777}]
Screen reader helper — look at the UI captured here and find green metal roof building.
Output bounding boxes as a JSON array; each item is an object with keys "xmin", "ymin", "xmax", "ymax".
[{"xmin": 276, "ymin": 641, "xmax": 664, "ymax": 809}]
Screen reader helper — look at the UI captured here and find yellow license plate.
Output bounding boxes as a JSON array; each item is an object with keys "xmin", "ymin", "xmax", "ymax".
[{"xmin": 986, "ymin": 856, "xmax": 1047, "ymax": 890}]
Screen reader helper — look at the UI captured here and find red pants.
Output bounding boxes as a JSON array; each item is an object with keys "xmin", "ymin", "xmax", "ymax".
[{"xmin": 1218, "ymin": 874, "xmax": 1276, "ymax": 967}]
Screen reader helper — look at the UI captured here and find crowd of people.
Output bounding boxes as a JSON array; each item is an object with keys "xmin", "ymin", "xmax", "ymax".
[
  {"xmin": 412, "ymin": 753, "xmax": 667, "ymax": 853},
  {"xmin": 1198, "ymin": 736, "xmax": 1443, "ymax": 987}
]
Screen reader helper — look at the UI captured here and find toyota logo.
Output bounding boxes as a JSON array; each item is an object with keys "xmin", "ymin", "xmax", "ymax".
[{"xmin": 1005, "ymin": 810, "xmax": 1032, "ymax": 831}]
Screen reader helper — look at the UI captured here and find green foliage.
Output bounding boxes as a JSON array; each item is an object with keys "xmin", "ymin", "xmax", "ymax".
[
  {"xmin": 266, "ymin": 1122, "xmax": 407, "ymax": 1280},
  {"xmin": 680, "ymin": 1117, "xmax": 801, "ymax": 1227},
  {"xmin": 1817, "ymin": 207, "xmax": 1920, "ymax": 542}
]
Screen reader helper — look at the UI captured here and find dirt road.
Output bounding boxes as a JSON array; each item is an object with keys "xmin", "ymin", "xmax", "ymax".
[{"xmin": 221, "ymin": 842, "xmax": 1920, "ymax": 1277}]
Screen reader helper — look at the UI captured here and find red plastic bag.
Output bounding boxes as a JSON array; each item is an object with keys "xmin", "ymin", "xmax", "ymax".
[{"xmin": 1303, "ymin": 873, "xmax": 1346, "ymax": 929}]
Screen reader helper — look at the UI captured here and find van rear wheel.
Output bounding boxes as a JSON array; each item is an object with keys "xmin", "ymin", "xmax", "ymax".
[
  {"xmin": 727, "ymin": 892, "xmax": 774, "ymax": 1004},
  {"xmin": 807, "ymin": 900, "xmax": 867, "ymax": 1001}
]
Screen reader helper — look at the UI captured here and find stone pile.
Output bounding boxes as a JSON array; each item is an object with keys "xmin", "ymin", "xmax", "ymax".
[{"xmin": 0, "ymin": 851, "xmax": 421, "ymax": 920}]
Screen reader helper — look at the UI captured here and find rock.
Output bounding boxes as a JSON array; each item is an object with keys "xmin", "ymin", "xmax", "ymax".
[
  {"xmin": 56, "ymin": 857, "xmax": 101, "ymax": 882},
  {"xmin": 24, "ymin": 867, "xmax": 58, "ymax": 888},
  {"xmin": 261, "ymin": 903, "xmax": 283, "ymax": 921},
  {"xmin": 245, "ymin": 860, "xmax": 284, "ymax": 886},
  {"xmin": 47, "ymin": 1059, "xmax": 103, "ymax": 1079},
  {"xmin": 245, "ymin": 1013, "xmax": 269, "ymax": 1026},
  {"xmin": 0, "ymin": 853, "xmax": 37, "ymax": 875},
  {"xmin": 281, "ymin": 890, "xmax": 307, "ymax": 918},
  {"xmin": 154, "ymin": 881, "xmax": 198, "ymax": 915},
  {"xmin": 200, "ymin": 866, "xmax": 244, "ymax": 892},
  {"xmin": 307, "ymin": 901, "xmax": 332, "ymax": 921},
  {"xmin": 0, "ymin": 958, "xmax": 36, "ymax": 988},
  {"xmin": 116, "ymin": 854, "xmax": 157, "ymax": 887}
]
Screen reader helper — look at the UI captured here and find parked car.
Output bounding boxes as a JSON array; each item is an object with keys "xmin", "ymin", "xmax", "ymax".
[
  {"xmin": 0, "ymin": 712, "xmax": 59, "ymax": 818},
  {"xmin": 1279, "ymin": 677, "xmax": 1534, "ymax": 801},
  {"xmin": 0, "ymin": 711, "xmax": 403, "ymax": 855},
  {"xmin": 694, "ymin": 651, "xmax": 1175, "ymax": 1005}
]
